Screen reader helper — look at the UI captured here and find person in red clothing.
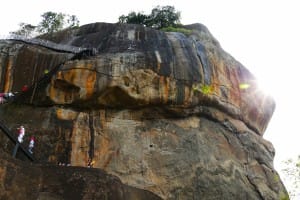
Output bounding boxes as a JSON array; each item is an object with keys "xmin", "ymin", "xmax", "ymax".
[{"xmin": 21, "ymin": 85, "xmax": 28, "ymax": 92}]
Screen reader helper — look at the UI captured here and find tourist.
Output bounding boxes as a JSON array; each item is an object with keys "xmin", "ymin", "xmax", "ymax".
[
  {"xmin": 28, "ymin": 136, "xmax": 35, "ymax": 154},
  {"xmin": 17, "ymin": 126, "xmax": 25, "ymax": 143}
]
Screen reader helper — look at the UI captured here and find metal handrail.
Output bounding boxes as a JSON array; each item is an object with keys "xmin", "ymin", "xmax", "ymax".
[{"xmin": 0, "ymin": 34, "xmax": 97, "ymax": 55}]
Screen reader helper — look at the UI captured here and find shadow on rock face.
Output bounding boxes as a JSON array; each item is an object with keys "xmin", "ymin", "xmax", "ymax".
[{"xmin": 0, "ymin": 153, "xmax": 162, "ymax": 200}]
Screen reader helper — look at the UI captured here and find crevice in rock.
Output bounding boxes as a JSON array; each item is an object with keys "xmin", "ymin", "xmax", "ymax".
[
  {"xmin": 88, "ymin": 112, "xmax": 95, "ymax": 161},
  {"xmin": 59, "ymin": 67, "xmax": 115, "ymax": 78},
  {"xmin": 246, "ymin": 173, "xmax": 265, "ymax": 199}
]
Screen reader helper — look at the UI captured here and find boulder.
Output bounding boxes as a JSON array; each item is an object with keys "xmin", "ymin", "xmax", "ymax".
[{"xmin": 0, "ymin": 22, "xmax": 288, "ymax": 199}]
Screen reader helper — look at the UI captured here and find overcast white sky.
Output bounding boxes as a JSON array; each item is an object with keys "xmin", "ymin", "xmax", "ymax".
[{"xmin": 1, "ymin": 0, "xmax": 299, "ymax": 181}]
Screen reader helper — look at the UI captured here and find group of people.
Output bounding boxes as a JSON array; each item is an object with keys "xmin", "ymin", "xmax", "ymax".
[
  {"xmin": 87, "ymin": 158, "xmax": 95, "ymax": 168},
  {"xmin": 0, "ymin": 92, "xmax": 15, "ymax": 104},
  {"xmin": 57, "ymin": 159, "xmax": 94, "ymax": 168},
  {"xmin": 16, "ymin": 126, "xmax": 97, "ymax": 167},
  {"xmin": 17, "ymin": 125, "xmax": 35, "ymax": 154},
  {"xmin": 0, "ymin": 84, "xmax": 30, "ymax": 104}
]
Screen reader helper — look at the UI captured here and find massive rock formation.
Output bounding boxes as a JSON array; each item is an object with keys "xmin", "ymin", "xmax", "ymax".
[{"xmin": 0, "ymin": 22, "xmax": 288, "ymax": 199}]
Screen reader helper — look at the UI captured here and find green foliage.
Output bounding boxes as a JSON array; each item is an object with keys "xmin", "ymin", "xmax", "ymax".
[
  {"xmin": 201, "ymin": 84, "xmax": 213, "ymax": 95},
  {"xmin": 118, "ymin": 12, "xmax": 149, "ymax": 25},
  {"xmin": 10, "ymin": 23, "xmax": 36, "ymax": 37},
  {"xmin": 148, "ymin": 6, "xmax": 181, "ymax": 29},
  {"xmin": 37, "ymin": 11, "xmax": 65, "ymax": 34},
  {"xmin": 281, "ymin": 155, "xmax": 300, "ymax": 199},
  {"xmin": 160, "ymin": 26, "xmax": 192, "ymax": 35},
  {"xmin": 118, "ymin": 5, "xmax": 181, "ymax": 29},
  {"xmin": 10, "ymin": 11, "xmax": 79, "ymax": 37},
  {"xmin": 193, "ymin": 84, "xmax": 213, "ymax": 95},
  {"xmin": 38, "ymin": 11, "xmax": 79, "ymax": 34},
  {"xmin": 66, "ymin": 15, "xmax": 80, "ymax": 28},
  {"xmin": 279, "ymin": 194, "xmax": 290, "ymax": 200}
]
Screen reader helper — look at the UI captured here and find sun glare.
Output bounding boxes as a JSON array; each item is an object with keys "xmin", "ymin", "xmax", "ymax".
[{"xmin": 254, "ymin": 75, "xmax": 277, "ymax": 100}]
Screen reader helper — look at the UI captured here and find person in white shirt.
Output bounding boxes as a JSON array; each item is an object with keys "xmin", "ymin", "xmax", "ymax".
[
  {"xmin": 17, "ymin": 126, "xmax": 25, "ymax": 143},
  {"xmin": 28, "ymin": 136, "xmax": 35, "ymax": 154}
]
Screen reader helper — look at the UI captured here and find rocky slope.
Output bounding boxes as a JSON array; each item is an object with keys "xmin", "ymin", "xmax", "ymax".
[
  {"xmin": 0, "ymin": 152, "xmax": 161, "ymax": 200},
  {"xmin": 0, "ymin": 22, "xmax": 288, "ymax": 199}
]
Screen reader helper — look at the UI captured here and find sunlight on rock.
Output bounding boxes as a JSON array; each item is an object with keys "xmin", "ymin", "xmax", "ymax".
[{"xmin": 239, "ymin": 83, "xmax": 250, "ymax": 89}]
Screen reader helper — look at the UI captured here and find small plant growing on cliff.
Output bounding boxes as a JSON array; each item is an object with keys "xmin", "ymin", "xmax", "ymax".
[
  {"xmin": 160, "ymin": 26, "xmax": 192, "ymax": 35},
  {"xmin": 193, "ymin": 83, "xmax": 213, "ymax": 95}
]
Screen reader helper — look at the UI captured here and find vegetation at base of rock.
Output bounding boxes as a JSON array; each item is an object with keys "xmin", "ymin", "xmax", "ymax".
[
  {"xmin": 281, "ymin": 155, "xmax": 300, "ymax": 199},
  {"xmin": 161, "ymin": 26, "xmax": 192, "ymax": 35},
  {"xmin": 118, "ymin": 5, "xmax": 181, "ymax": 29},
  {"xmin": 10, "ymin": 11, "xmax": 79, "ymax": 37}
]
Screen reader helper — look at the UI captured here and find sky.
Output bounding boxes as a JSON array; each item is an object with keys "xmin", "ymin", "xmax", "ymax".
[{"xmin": 1, "ymin": 0, "xmax": 299, "ymax": 189}]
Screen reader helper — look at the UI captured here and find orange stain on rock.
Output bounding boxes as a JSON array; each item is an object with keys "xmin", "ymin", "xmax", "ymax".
[
  {"xmin": 85, "ymin": 71, "xmax": 96, "ymax": 98},
  {"xmin": 95, "ymin": 136, "xmax": 116, "ymax": 169},
  {"xmin": 93, "ymin": 110, "xmax": 118, "ymax": 169},
  {"xmin": 48, "ymin": 71, "xmax": 66, "ymax": 103},
  {"xmin": 4, "ymin": 57, "xmax": 13, "ymax": 92},
  {"xmin": 70, "ymin": 126, "xmax": 91, "ymax": 166},
  {"xmin": 48, "ymin": 62, "xmax": 97, "ymax": 103},
  {"xmin": 56, "ymin": 108, "xmax": 78, "ymax": 120},
  {"xmin": 159, "ymin": 76, "xmax": 169, "ymax": 104}
]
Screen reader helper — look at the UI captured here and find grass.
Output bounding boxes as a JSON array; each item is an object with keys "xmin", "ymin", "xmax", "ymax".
[{"xmin": 161, "ymin": 26, "xmax": 193, "ymax": 36}]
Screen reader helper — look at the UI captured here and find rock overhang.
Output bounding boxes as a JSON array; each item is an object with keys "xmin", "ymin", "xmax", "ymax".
[
  {"xmin": 43, "ymin": 23, "xmax": 275, "ymax": 135},
  {"xmin": 0, "ymin": 22, "xmax": 275, "ymax": 135}
]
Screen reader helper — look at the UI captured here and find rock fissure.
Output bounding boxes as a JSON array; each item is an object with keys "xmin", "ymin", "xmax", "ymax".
[
  {"xmin": 88, "ymin": 112, "xmax": 95, "ymax": 161},
  {"xmin": 246, "ymin": 173, "xmax": 266, "ymax": 199},
  {"xmin": 59, "ymin": 67, "xmax": 116, "ymax": 78}
]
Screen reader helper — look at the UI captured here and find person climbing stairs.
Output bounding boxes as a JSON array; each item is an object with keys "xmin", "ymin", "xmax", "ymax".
[{"xmin": 0, "ymin": 120, "xmax": 34, "ymax": 161}]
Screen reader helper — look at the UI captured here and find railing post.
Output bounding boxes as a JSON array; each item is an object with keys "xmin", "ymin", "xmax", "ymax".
[{"xmin": 12, "ymin": 143, "xmax": 20, "ymax": 158}]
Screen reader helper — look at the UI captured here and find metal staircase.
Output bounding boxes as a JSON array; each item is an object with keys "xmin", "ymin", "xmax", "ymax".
[{"xmin": 3, "ymin": 34, "xmax": 95, "ymax": 54}]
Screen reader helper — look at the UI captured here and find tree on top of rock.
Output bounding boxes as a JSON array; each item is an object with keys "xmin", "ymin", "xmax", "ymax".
[
  {"xmin": 10, "ymin": 11, "xmax": 79, "ymax": 37},
  {"xmin": 37, "ymin": 11, "xmax": 80, "ymax": 34},
  {"xmin": 148, "ymin": 6, "xmax": 181, "ymax": 29},
  {"xmin": 118, "ymin": 12, "xmax": 149, "ymax": 26},
  {"xmin": 118, "ymin": 5, "xmax": 181, "ymax": 29},
  {"xmin": 10, "ymin": 23, "xmax": 37, "ymax": 38},
  {"xmin": 37, "ymin": 12, "xmax": 65, "ymax": 34}
]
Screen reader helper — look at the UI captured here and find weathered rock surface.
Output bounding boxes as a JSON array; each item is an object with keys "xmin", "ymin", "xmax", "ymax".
[
  {"xmin": 0, "ymin": 152, "xmax": 161, "ymax": 200},
  {"xmin": 0, "ymin": 22, "xmax": 288, "ymax": 199}
]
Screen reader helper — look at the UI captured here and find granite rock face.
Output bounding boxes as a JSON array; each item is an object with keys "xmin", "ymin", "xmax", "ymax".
[
  {"xmin": 0, "ymin": 23, "xmax": 288, "ymax": 199},
  {"xmin": 0, "ymin": 153, "xmax": 161, "ymax": 200}
]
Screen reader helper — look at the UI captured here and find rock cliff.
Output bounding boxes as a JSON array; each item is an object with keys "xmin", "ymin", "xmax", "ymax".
[{"xmin": 0, "ymin": 22, "xmax": 288, "ymax": 199}]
